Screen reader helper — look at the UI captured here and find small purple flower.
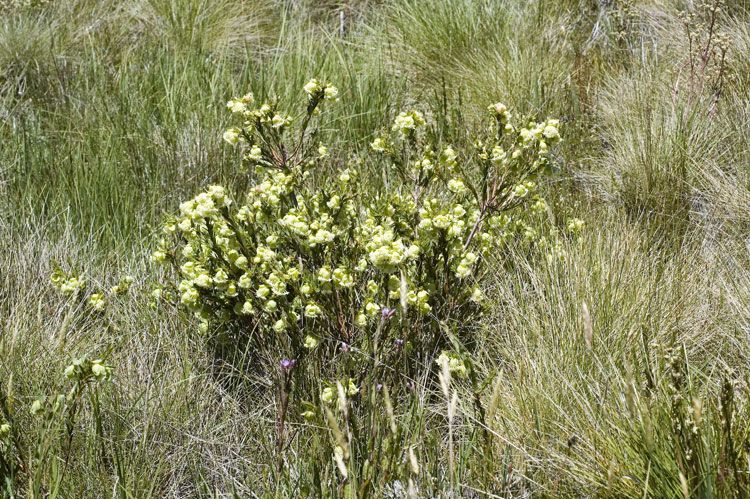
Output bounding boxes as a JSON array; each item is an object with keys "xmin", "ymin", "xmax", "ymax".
[
  {"xmin": 394, "ymin": 338, "xmax": 404, "ymax": 347},
  {"xmin": 376, "ymin": 383, "xmax": 383, "ymax": 392},
  {"xmin": 340, "ymin": 342, "xmax": 350, "ymax": 352},
  {"xmin": 280, "ymin": 358, "xmax": 297, "ymax": 372},
  {"xmin": 381, "ymin": 307, "xmax": 396, "ymax": 321}
]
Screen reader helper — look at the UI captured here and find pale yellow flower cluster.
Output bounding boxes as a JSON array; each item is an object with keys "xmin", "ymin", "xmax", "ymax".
[
  {"xmin": 50, "ymin": 269, "xmax": 85, "ymax": 296},
  {"xmin": 63, "ymin": 357, "xmax": 111, "ymax": 382},
  {"xmin": 303, "ymin": 79, "xmax": 339, "ymax": 102},
  {"xmin": 391, "ymin": 110, "xmax": 426, "ymax": 138},
  {"xmin": 321, "ymin": 379, "xmax": 358, "ymax": 404},
  {"xmin": 436, "ymin": 351, "xmax": 468, "ymax": 379}
]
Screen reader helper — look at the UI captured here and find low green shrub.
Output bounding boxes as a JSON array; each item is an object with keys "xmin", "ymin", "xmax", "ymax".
[{"xmin": 153, "ymin": 79, "xmax": 565, "ymax": 380}]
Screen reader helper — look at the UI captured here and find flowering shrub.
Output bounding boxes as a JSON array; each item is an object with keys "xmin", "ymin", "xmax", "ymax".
[{"xmin": 153, "ymin": 79, "xmax": 563, "ymax": 384}]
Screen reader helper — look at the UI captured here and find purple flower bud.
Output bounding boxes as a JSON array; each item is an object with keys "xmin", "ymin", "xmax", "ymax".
[
  {"xmin": 376, "ymin": 383, "xmax": 383, "ymax": 392},
  {"xmin": 381, "ymin": 307, "xmax": 396, "ymax": 321},
  {"xmin": 280, "ymin": 358, "xmax": 297, "ymax": 372}
]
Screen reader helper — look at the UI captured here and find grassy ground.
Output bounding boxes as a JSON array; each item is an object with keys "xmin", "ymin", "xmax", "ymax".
[{"xmin": 1, "ymin": 0, "xmax": 749, "ymax": 496}]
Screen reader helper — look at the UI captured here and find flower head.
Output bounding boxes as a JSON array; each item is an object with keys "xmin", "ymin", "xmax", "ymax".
[
  {"xmin": 321, "ymin": 386, "xmax": 335, "ymax": 404},
  {"xmin": 91, "ymin": 360, "xmax": 109, "ymax": 380},
  {"xmin": 280, "ymin": 358, "xmax": 297, "ymax": 373},
  {"xmin": 88, "ymin": 293, "xmax": 106, "ymax": 311},
  {"xmin": 304, "ymin": 79, "xmax": 322, "ymax": 96},
  {"xmin": 392, "ymin": 110, "xmax": 425, "ymax": 137},
  {"xmin": 488, "ymin": 102, "xmax": 511, "ymax": 123},
  {"xmin": 370, "ymin": 137, "xmax": 388, "ymax": 152},
  {"xmin": 223, "ymin": 128, "xmax": 241, "ymax": 145},
  {"xmin": 304, "ymin": 335, "xmax": 320, "ymax": 349},
  {"xmin": 436, "ymin": 351, "xmax": 468, "ymax": 378},
  {"xmin": 304, "ymin": 303, "xmax": 323, "ymax": 318},
  {"xmin": 324, "ymin": 85, "xmax": 339, "ymax": 101},
  {"xmin": 381, "ymin": 307, "xmax": 397, "ymax": 321},
  {"xmin": 566, "ymin": 217, "xmax": 585, "ymax": 234},
  {"xmin": 304, "ymin": 79, "xmax": 338, "ymax": 103}
]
